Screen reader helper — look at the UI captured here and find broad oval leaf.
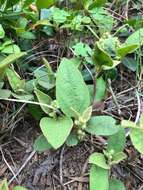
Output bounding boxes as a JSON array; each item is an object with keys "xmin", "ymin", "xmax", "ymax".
[
  {"xmin": 90, "ymin": 165, "xmax": 109, "ymax": 190},
  {"xmin": 89, "ymin": 152, "xmax": 110, "ymax": 169},
  {"xmin": 130, "ymin": 128, "xmax": 143, "ymax": 154},
  {"xmin": 109, "ymin": 179, "xmax": 125, "ymax": 190},
  {"xmin": 34, "ymin": 134, "xmax": 52, "ymax": 152},
  {"xmin": 107, "ymin": 127, "xmax": 126, "ymax": 153},
  {"xmin": 86, "ymin": 116, "xmax": 119, "ymax": 136},
  {"xmin": 56, "ymin": 58, "xmax": 90, "ymax": 118},
  {"xmin": 40, "ymin": 116, "xmax": 73, "ymax": 149}
]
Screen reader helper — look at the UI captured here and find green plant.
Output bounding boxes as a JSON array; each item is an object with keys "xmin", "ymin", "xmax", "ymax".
[
  {"xmin": 0, "ymin": 1, "xmax": 143, "ymax": 190},
  {"xmin": 0, "ymin": 179, "xmax": 27, "ymax": 190}
]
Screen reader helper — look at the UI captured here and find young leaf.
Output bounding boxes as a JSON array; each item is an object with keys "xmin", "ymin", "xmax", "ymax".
[
  {"xmin": 40, "ymin": 116, "xmax": 73, "ymax": 149},
  {"xmin": 36, "ymin": 0, "xmax": 54, "ymax": 9},
  {"xmin": 107, "ymin": 127, "xmax": 126, "ymax": 153},
  {"xmin": 34, "ymin": 88, "xmax": 52, "ymax": 114},
  {"xmin": 109, "ymin": 179, "xmax": 125, "ymax": 190},
  {"xmin": 86, "ymin": 116, "xmax": 119, "ymax": 136},
  {"xmin": 82, "ymin": 106, "xmax": 92, "ymax": 122},
  {"xmin": 111, "ymin": 152, "xmax": 127, "ymax": 165},
  {"xmin": 34, "ymin": 134, "xmax": 52, "ymax": 152},
  {"xmin": 130, "ymin": 128, "xmax": 143, "ymax": 154},
  {"xmin": 89, "ymin": 152, "xmax": 110, "ymax": 169},
  {"xmin": 56, "ymin": 58, "xmax": 90, "ymax": 118},
  {"xmin": 90, "ymin": 165, "xmax": 109, "ymax": 190}
]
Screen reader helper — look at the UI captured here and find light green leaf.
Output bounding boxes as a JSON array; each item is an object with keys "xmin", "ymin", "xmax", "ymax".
[
  {"xmin": 111, "ymin": 152, "xmax": 127, "ymax": 165},
  {"xmin": 56, "ymin": 58, "xmax": 90, "ymax": 118},
  {"xmin": 121, "ymin": 120, "xmax": 139, "ymax": 129},
  {"xmin": 0, "ymin": 24, "xmax": 5, "ymax": 39},
  {"xmin": 0, "ymin": 179, "xmax": 8, "ymax": 190},
  {"xmin": 107, "ymin": 127, "xmax": 126, "ymax": 153},
  {"xmin": 36, "ymin": 0, "xmax": 54, "ymax": 9},
  {"xmin": 90, "ymin": 165, "xmax": 109, "ymax": 190},
  {"xmin": 125, "ymin": 28, "xmax": 143, "ymax": 47},
  {"xmin": 13, "ymin": 186, "xmax": 27, "ymax": 190},
  {"xmin": 34, "ymin": 69, "xmax": 55, "ymax": 90},
  {"xmin": 12, "ymin": 93, "xmax": 33, "ymax": 101},
  {"xmin": 40, "ymin": 116, "xmax": 73, "ymax": 149},
  {"xmin": 139, "ymin": 113, "xmax": 143, "ymax": 127},
  {"xmin": 34, "ymin": 134, "xmax": 52, "ymax": 152},
  {"xmin": 117, "ymin": 44, "xmax": 138, "ymax": 58},
  {"xmin": 86, "ymin": 116, "xmax": 119, "ymax": 136},
  {"xmin": 82, "ymin": 106, "xmax": 92, "ymax": 122},
  {"xmin": 109, "ymin": 179, "xmax": 125, "ymax": 190},
  {"xmin": 34, "ymin": 88, "xmax": 52, "ymax": 114},
  {"xmin": 6, "ymin": 68, "xmax": 24, "ymax": 92},
  {"xmin": 19, "ymin": 31, "xmax": 36, "ymax": 40},
  {"xmin": 95, "ymin": 77, "xmax": 106, "ymax": 101},
  {"xmin": 89, "ymin": 152, "xmax": 110, "ymax": 169},
  {"xmin": 0, "ymin": 89, "xmax": 11, "ymax": 98},
  {"xmin": 90, "ymin": 0, "xmax": 107, "ymax": 8},
  {"xmin": 72, "ymin": 42, "xmax": 92, "ymax": 57},
  {"xmin": 0, "ymin": 52, "xmax": 26, "ymax": 76},
  {"xmin": 130, "ymin": 128, "xmax": 143, "ymax": 154},
  {"xmin": 52, "ymin": 7, "xmax": 69, "ymax": 24},
  {"xmin": 1, "ymin": 44, "xmax": 21, "ymax": 54}
]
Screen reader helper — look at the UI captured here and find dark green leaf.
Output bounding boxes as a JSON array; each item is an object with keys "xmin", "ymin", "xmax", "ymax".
[
  {"xmin": 34, "ymin": 134, "xmax": 52, "ymax": 152},
  {"xmin": 109, "ymin": 179, "xmax": 125, "ymax": 190},
  {"xmin": 107, "ymin": 127, "xmax": 126, "ymax": 153}
]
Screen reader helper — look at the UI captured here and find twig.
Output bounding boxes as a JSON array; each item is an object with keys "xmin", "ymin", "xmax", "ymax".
[
  {"xmin": 8, "ymin": 150, "xmax": 36, "ymax": 185},
  {"xmin": 0, "ymin": 98, "xmax": 54, "ymax": 110},
  {"xmin": 59, "ymin": 146, "xmax": 65, "ymax": 185},
  {"xmin": 0, "ymin": 147, "xmax": 19, "ymax": 184},
  {"xmin": 108, "ymin": 79, "xmax": 121, "ymax": 115}
]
